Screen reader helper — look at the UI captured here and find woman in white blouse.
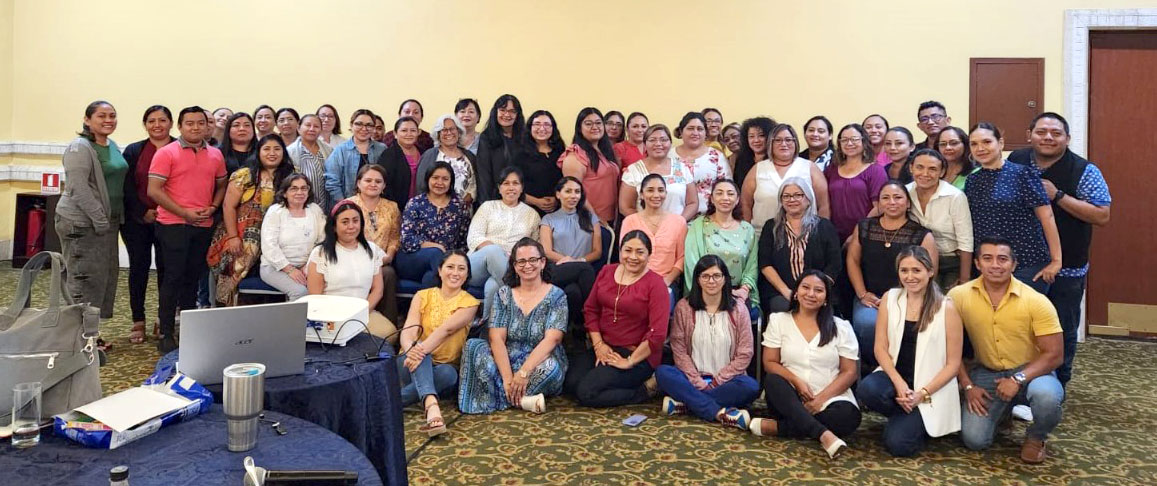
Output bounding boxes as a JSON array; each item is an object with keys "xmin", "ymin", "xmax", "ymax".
[
  {"xmin": 751, "ymin": 270, "xmax": 860, "ymax": 458},
  {"xmin": 467, "ymin": 166, "xmax": 541, "ymax": 317},
  {"xmin": 742, "ymin": 123, "xmax": 830, "ymax": 238},
  {"xmin": 907, "ymin": 149, "xmax": 973, "ymax": 289},
  {"xmin": 618, "ymin": 124, "xmax": 698, "ymax": 221},
  {"xmin": 260, "ymin": 175, "xmax": 326, "ymax": 300},
  {"xmin": 306, "ymin": 200, "xmax": 398, "ymax": 344},
  {"xmin": 673, "ymin": 112, "xmax": 731, "ymax": 216},
  {"xmin": 856, "ymin": 246, "xmax": 962, "ymax": 457}
]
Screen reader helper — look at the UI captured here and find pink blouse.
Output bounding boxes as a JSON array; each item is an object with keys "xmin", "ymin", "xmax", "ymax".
[
  {"xmin": 558, "ymin": 144, "xmax": 620, "ymax": 223},
  {"xmin": 619, "ymin": 212, "xmax": 688, "ymax": 279}
]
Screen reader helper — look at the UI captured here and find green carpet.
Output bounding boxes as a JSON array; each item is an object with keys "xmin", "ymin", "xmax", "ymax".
[{"xmin": 4, "ymin": 262, "xmax": 1155, "ymax": 485}]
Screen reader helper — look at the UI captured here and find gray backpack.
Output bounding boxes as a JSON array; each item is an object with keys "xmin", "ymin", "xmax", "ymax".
[{"xmin": 0, "ymin": 252, "xmax": 101, "ymax": 421}]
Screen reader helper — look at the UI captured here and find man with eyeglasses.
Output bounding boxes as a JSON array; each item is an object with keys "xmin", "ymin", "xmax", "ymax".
[{"xmin": 915, "ymin": 101, "xmax": 951, "ymax": 150}]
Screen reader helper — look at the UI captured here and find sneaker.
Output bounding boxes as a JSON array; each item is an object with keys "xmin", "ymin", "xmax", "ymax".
[
  {"xmin": 717, "ymin": 408, "xmax": 751, "ymax": 430},
  {"xmin": 1012, "ymin": 404, "xmax": 1034, "ymax": 422},
  {"xmin": 520, "ymin": 394, "xmax": 546, "ymax": 414},
  {"xmin": 1020, "ymin": 438, "xmax": 1048, "ymax": 463},
  {"xmin": 157, "ymin": 335, "xmax": 178, "ymax": 354},
  {"xmin": 661, "ymin": 396, "xmax": 686, "ymax": 416}
]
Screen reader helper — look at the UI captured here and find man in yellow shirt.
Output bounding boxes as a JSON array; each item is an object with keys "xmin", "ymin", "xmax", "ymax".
[{"xmin": 948, "ymin": 237, "xmax": 1064, "ymax": 464}]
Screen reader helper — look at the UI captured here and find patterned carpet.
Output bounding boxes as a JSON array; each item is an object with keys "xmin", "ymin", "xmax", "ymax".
[{"xmin": 5, "ymin": 262, "xmax": 1156, "ymax": 485}]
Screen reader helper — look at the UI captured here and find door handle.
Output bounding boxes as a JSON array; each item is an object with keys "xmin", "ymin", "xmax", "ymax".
[{"xmin": 1027, "ymin": 100, "xmax": 1037, "ymax": 108}]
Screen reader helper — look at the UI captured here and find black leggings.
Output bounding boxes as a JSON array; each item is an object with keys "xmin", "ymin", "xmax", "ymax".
[
  {"xmin": 121, "ymin": 218, "xmax": 165, "ymax": 322},
  {"xmin": 761, "ymin": 374, "xmax": 861, "ymax": 439},
  {"xmin": 551, "ymin": 261, "xmax": 596, "ymax": 332},
  {"xmin": 565, "ymin": 347, "xmax": 654, "ymax": 408}
]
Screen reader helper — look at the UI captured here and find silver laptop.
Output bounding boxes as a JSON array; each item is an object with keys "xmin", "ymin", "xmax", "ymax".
[{"xmin": 177, "ymin": 301, "xmax": 307, "ymax": 385}]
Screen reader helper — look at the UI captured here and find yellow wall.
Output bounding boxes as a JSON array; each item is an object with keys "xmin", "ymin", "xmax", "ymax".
[{"xmin": 1, "ymin": 0, "xmax": 1154, "ymax": 240}]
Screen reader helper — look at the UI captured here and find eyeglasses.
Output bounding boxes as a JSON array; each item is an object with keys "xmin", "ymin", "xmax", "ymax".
[
  {"xmin": 938, "ymin": 140, "xmax": 962, "ymax": 148},
  {"xmin": 772, "ymin": 137, "xmax": 796, "ymax": 146},
  {"xmin": 704, "ymin": 118, "xmax": 723, "ymax": 125},
  {"xmin": 605, "ymin": 121, "xmax": 623, "ymax": 127},
  {"xmin": 781, "ymin": 193, "xmax": 807, "ymax": 201},
  {"xmin": 317, "ymin": 114, "xmax": 335, "ymax": 120},
  {"xmin": 514, "ymin": 256, "xmax": 544, "ymax": 267},
  {"xmin": 582, "ymin": 120, "xmax": 604, "ymax": 128},
  {"xmin": 918, "ymin": 113, "xmax": 947, "ymax": 124},
  {"xmin": 286, "ymin": 186, "xmax": 310, "ymax": 193},
  {"xmin": 699, "ymin": 273, "xmax": 725, "ymax": 282},
  {"xmin": 839, "ymin": 137, "xmax": 863, "ymax": 145},
  {"xmin": 645, "ymin": 137, "xmax": 670, "ymax": 144},
  {"xmin": 531, "ymin": 122, "xmax": 553, "ymax": 129},
  {"xmin": 352, "ymin": 122, "xmax": 374, "ymax": 129}
]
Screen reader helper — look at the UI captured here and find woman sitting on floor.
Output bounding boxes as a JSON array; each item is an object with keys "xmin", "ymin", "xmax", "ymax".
[
  {"xmin": 459, "ymin": 238, "xmax": 569, "ymax": 415},
  {"xmin": 397, "ymin": 250, "xmax": 480, "ymax": 437},
  {"xmin": 752, "ymin": 270, "xmax": 860, "ymax": 458},
  {"xmin": 259, "ymin": 174, "xmax": 326, "ymax": 301},
  {"xmin": 656, "ymin": 254, "xmax": 760, "ymax": 430},
  {"xmin": 564, "ymin": 230, "xmax": 670, "ymax": 408},
  {"xmin": 306, "ymin": 201, "xmax": 398, "ymax": 343},
  {"xmin": 856, "ymin": 246, "xmax": 962, "ymax": 457}
]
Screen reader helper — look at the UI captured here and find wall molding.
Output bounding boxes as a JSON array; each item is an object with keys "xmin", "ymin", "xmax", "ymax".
[
  {"xmin": 1064, "ymin": 8, "xmax": 1157, "ymax": 155},
  {"xmin": 0, "ymin": 164, "xmax": 61, "ymax": 182},
  {"xmin": 0, "ymin": 141, "xmax": 69, "ymax": 156}
]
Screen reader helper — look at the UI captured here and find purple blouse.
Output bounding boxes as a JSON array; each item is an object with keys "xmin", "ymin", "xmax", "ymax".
[{"xmin": 825, "ymin": 162, "xmax": 888, "ymax": 241}]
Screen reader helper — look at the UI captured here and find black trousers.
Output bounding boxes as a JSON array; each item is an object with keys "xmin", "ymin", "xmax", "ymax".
[
  {"xmin": 155, "ymin": 223, "xmax": 212, "ymax": 336},
  {"xmin": 551, "ymin": 261, "xmax": 596, "ymax": 332},
  {"xmin": 121, "ymin": 217, "xmax": 165, "ymax": 322},
  {"xmin": 761, "ymin": 374, "xmax": 861, "ymax": 439},
  {"xmin": 565, "ymin": 347, "xmax": 654, "ymax": 408}
]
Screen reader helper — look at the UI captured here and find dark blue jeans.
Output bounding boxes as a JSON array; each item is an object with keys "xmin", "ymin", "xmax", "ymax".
[
  {"xmin": 654, "ymin": 365, "xmax": 760, "ymax": 422},
  {"xmin": 1013, "ymin": 262, "xmax": 1051, "ymax": 295},
  {"xmin": 1047, "ymin": 275, "xmax": 1085, "ymax": 387},
  {"xmin": 856, "ymin": 371, "xmax": 929, "ymax": 457},
  {"xmin": 395, "ymin": 248, "xmax": 445, "ymax": 288}
]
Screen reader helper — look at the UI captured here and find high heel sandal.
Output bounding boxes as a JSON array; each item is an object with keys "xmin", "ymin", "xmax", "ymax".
[
  {"xmin": 419, "ymin": 399, "xmax": 447, "ymax": 437},
  {"xmin": 129, "ymin": 322, "xmax": 147, "ymax": 344}
]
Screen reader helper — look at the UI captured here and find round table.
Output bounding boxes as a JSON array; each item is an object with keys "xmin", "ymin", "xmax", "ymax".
[
  {"xmin": 0, "ymin": 406, "xmax": 382, "ymax": 485},
  {"xmin": 154, "ymin": 334, "xmax": 406, "ymax": 486}
]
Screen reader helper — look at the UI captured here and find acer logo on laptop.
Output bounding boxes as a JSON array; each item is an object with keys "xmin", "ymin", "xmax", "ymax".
[{"xmin": 235, "ymin": 339, "xmax": 254, "ymax": 346}]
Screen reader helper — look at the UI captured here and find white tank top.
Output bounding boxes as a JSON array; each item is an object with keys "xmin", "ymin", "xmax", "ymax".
[{"xmin": 751, "ymin": 157, "xmax": 813, "ymax": 236}]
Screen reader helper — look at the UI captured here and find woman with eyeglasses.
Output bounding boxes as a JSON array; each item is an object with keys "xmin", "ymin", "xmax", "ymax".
[
  {"xmin": 540, "ymin": 177, "xmax": 602, "ymax": 335},
  {"xmin": 907, "ymin": 149, "xmax": 973, "ymax": 289},
  {"xmin": 742, "ymin": 123, "xmax": 830, "ymax": 238},
  {"xmin": 316, "ymin": 104, "xmax": 345, "ymax": 148},
  {"xmin": 613, "ymin": 112, "xmax": 649, "ymax": 170},
  {"xmin": 219, "ymin": 112, "xmax": 256, "ymax": 175},
  {"xmin": 846, "ymin": 181, "xmax": 938, "ymax": 373},
  {"xmin": 459, "ymin": 238, "xmax": 568, "ymax": 415},
  {"xmin": 415, "ymin": 114, "xmax": 479, "ymax": 207},
  {"xmin": 799, "ymin": 116, "xmax": 835, "ymax": 172},
  {"xmin": 825, "ymin": 123, "xmax": 888, "ymax": 243},
  {"xmin": 259, "ymin": 174, "xmax": 326, "ymax": 301},
  {"xmin": 619, "ymin": 124, "xmax": 697, "ymax": 221},
  {"xmin": 932, "ymin": 126, "xmax": 976, "ymax": 190},
  {"xmin": 702, "ymin": 108, "xmax": 726, "ymax": 154},
  {"xmin": 674, "ymin": 112, "xmax": 731, "ymax": 216},
  {"xmin": 511, "ymin": 110, "xmax": 566, "ymax": 215},
  {"xmin": 721, "ymin": 123, "xmax": 743, "ymax": 161},
  {"xmin": 324, "ymin": 109, "xmax": 387, "ymax": 204},
  {"xmin": 565, "ymin": 230, "xmax": 670, "ymax": 407},
  {"xmin": 604, "ymin": 110, "xmax": 626, "ymax": 144},
  {"xmin": 467, "ymin": 167, "xmax": 542, "ymax": 317},
  {"xmin": 882, "ymin": 127, "xmax": 916, "ymax": 183},
  {"xmin": 476, "ymin": 94, "xmax": 525, "ymax": 203},
  {"xmin": 339, "ymin": 165, "xmax": 402, "ymax": 324},
  {"xmin": 559, "ymin": 107, "xmax": 621, "ymax": 224},
  {"xmin": 683, "ymin": 179, "xmax": 758, "ymax": 313},
  {"xmin": 757, "ymin": 178, "xmax": 842, "ymax": 314},
  {"xmin": 656, "ymin": 254, "xmax": 760, "ymax": 430}
]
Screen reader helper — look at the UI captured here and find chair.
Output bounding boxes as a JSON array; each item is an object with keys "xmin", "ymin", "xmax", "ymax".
[
  {"xmin": 592, "ymin": 222, "xmax": 615, "ymax": 274},
  {"xmin": 237, "ymin": 273, "xmax": 287, "ymax": 304}
]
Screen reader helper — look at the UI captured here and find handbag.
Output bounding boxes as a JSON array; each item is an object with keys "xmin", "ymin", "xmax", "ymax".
[{"xmin": 0, "ymin": 251, "xmax": 101, "ymax": 421}]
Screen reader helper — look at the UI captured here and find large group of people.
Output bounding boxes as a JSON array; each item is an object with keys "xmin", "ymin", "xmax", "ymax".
[{"xmin": 55, "ymin": 95, "xmax": 1111, "ymax": 462}]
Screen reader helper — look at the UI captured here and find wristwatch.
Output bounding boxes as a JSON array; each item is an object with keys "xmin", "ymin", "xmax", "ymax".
[
  {"xmin": 1052, "ymin": 189, "xmax": 1066, "ymax": 204},
  {"xmin": 1012, "ymin": 371, "xmax": 1027, "ymax": 386},
  {"xmin": 517, "ymin": 369, "xmax": 529, "ymax": 379}
]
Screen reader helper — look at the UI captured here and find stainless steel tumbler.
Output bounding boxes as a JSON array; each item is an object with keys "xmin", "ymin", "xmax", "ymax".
[{"xmin": 223, "ymin": 363, "xmax": 266, "ymax": 452}]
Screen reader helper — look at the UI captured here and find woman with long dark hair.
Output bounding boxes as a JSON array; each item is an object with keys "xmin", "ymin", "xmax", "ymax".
[
  {"xmin": 825, "ymin": 123, "xmax": 888, "ymax": 242},
  {"xmin": 863, "ymin": 114, "xmax": 891, "ymax": 166},
  {"xmin": 620, "ymin": 174, "xmax": 688, "ymax": 290},
  {"xmin": 799, "ymin": 116, "xmax": 835, "ymax": 172},
  {"xmin": 467, "ymin": 167, "xmax": 541, "ymax": 317},
  {"xmin": 459, "ymin": 238, "xmax": 569, "ymax": 415},
  {"xmin": 683, "ymin": 179, "xmax": 758, "ymax": 307},
  {"xmin": 752, "ymin": 270, "xmax": 860, "ymax": 458},
  {"xmin": 396, "ymin": 162, "xmax": 472, "ymax": 286},
  {"xmin": 307, "ymin": 201, "xmax": 397, "ymax": 341},
  {"xmin": 559, "ymin": 107, "xmax": 621, "ymax": 224},
  {"xmin": 375, "ymin": 116, "xmax": 424, "ymax": 207},
  {"xmin": 219, "ymin": 112, "xmax": 256, "ymax": 175},
  {"xmin": 476, "ymin": 94, "xmax": 525, "ymax": 202},
  {"xmin": 613, "ymin": 112, "xmax": 648, "ymax": 170},
  {"xmin": 675, "ymin": 112, "xmax": 731, "ymax": 216},
  {"xmin": 882, "ymin": 126, "xmax": 916, "ymax": 183},
  {"xmin": 540, "ymin": 176, "xmax": 602, "ymax": 334},
  {"xmin": 656, "ymin": 255, "xmax": 759, "ymax": 429},
  {"xmin": 316, "ymin": 104, "xmax": 345, "ymax": 147},
  {"xmin": 211, "ymin": 107, "xmax": 232, "ymax": 145},
  {"xmin": 933, "ymin": 126, "xmax": 975, "ymax": 189},
  {"xmin": 121, "ymin": 104, "xmax": 174, "ymax": 343},
  {"xmin": 512, "ymin": 110, "xmax": 566, "ymax": 214},
  {"xmin": 207, "ymin": 134, "xmax": 295, "ymax": 306},
  {"xmin": 604, "ymin": 110, "xmax": 626, "ymax": 144},
  {"xmin": 732, "ymin": 117, "xmax": 776, "ymax": 196},
  {"xmin": 856, "ymin": 246, "xmax": 963, "ymax": 457}
]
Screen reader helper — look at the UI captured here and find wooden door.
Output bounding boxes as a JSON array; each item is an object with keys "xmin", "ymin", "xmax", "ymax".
[
  {"xmin": 969, "ymin": 58, "xmax": 1044, "ymax": 150},
  {"xmin": 1087, "ymin": 31, "xmax": 1157, "ymax": 332}
]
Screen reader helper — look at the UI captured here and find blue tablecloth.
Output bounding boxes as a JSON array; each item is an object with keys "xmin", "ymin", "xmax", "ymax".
[
  {"xmin": 155, "ymin": 334, "xmax": 406, "ymax": 486},
  {"xmin": 0, "ymin": 406, "xmax": 381, "ymax": 485}
]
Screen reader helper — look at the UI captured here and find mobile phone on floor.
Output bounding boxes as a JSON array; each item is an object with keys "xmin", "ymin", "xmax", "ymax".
[{"xmin": 622, "ymin": 414, "xmax": 647, "ymax": 427}]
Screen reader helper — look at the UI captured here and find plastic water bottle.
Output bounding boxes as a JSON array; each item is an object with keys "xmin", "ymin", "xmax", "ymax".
[{"xmin": 109, "ymin": 465, "xmax": 129, "ymax": 485}]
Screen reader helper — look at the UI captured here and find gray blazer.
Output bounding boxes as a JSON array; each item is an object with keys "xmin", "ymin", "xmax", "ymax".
[{"xmin": 56, "ymin": 137, "xmax": 119, "ymax": 233}]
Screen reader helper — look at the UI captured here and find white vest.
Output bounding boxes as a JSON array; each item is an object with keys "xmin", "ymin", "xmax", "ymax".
[{"xmin": 880, "ymin": 288, "xmax": 961, "ymax": 437}]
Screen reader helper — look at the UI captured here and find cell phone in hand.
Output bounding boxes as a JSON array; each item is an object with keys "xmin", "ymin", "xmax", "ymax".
[
  {"xmin": 622, "ymin": 414, "xmax": 647, "ymax": 427},
  {"xmin": 701, "ymin": 375, "xmax": 714, "ymax": 386}
]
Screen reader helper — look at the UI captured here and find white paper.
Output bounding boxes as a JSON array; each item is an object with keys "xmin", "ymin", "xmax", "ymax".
[{"xmin": 75, "ymin": 387, "xmax": 192, "ymax": 432}]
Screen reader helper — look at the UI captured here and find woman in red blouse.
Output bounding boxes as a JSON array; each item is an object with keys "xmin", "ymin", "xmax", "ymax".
[{"xmin": 564, "ymin": 230, "xmax": 670, "ymax": 407}]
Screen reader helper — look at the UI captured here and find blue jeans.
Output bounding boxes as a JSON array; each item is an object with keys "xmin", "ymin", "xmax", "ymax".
[
  {"xmin": 856, "ymin": 371, "xmax": 929, "ymax": 457},
  {"xmin": 396, "ymin": 354, "xmax": 459, "ymax": 407},
  {"xmin": 960, "ymin": 365, "xmax": 1065, "ymax": 450},
  {"xmin": 1047, "ymin": 275, "xmax": 1085, "ymax": 387},
  {"xmin": 654, "ymin": 365, "xmax": 760, "ymax": 422},
  {"xmin": 469, "ymin": 245, "xmax": 508, "ymax": 318},
  {"xmin": 851, "ymin": 300, "xmax": 878, "ymax": 373},
  {"xmin": 1013, "ymin": 262, "xmax": 1051, "ymax": 295},
  {"xmin": 395, "ymin": 248, "xmax": 445, "ymax": 288}
]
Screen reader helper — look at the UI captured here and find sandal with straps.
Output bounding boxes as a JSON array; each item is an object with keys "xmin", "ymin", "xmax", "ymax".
[
  {"xmin": 419, "ymin": 399, "xmax": 447, "ymax": 437},
  {"xmin": 129, "ymin": 322, "xmax": 147, "ymax": 344}
]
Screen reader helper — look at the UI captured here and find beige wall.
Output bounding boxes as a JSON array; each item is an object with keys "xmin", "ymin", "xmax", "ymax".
[{"xmin": 2, "ymin": 0, "xmax": 1155, "ymax": 240}]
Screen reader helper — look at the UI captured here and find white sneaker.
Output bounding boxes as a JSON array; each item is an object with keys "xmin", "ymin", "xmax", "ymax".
[
  {"xmin": 1012, "ymin": 404, "xmax": 1034, "ymax": 422},
  {"xmin": 520, "ymin": 394, "xmax": 545, "ymax": 414}
]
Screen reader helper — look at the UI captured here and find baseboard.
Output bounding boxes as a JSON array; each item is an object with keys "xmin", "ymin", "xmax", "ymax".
[{"xmin": 0, "ymin": 239, "xmax": 10, "ymax": 260}]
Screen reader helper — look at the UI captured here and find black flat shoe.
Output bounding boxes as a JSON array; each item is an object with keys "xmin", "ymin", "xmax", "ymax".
[{"xmin": 156, "ymin": 336, "xmax": 178, "ymax": 354}]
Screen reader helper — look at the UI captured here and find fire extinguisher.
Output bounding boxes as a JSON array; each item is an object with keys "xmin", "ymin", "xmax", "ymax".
[{"xmin": 26, "ymin": 203, "xmax": 46, "ymax": 256}]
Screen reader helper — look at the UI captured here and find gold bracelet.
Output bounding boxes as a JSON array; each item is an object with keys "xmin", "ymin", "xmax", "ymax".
[{"xmin": 921, "ymin": 387, "xmax": 932, "ymax": 403}]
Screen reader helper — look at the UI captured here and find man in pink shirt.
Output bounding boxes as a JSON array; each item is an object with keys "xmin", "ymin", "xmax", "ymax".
[{"xmin": 147, "ymin": 106, "xmax": 226, "ymax": 352}]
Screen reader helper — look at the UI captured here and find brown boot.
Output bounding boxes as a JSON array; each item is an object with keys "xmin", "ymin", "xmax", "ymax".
[{"xmin": 1020, "ymin": 438, "xmax": 1047, "ymax": 463}]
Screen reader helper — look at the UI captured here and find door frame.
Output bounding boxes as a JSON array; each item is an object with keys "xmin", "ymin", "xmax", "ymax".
[{"xmin": 1063, "ymin": 9, "xmax": 1157, "ymax": 337}]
